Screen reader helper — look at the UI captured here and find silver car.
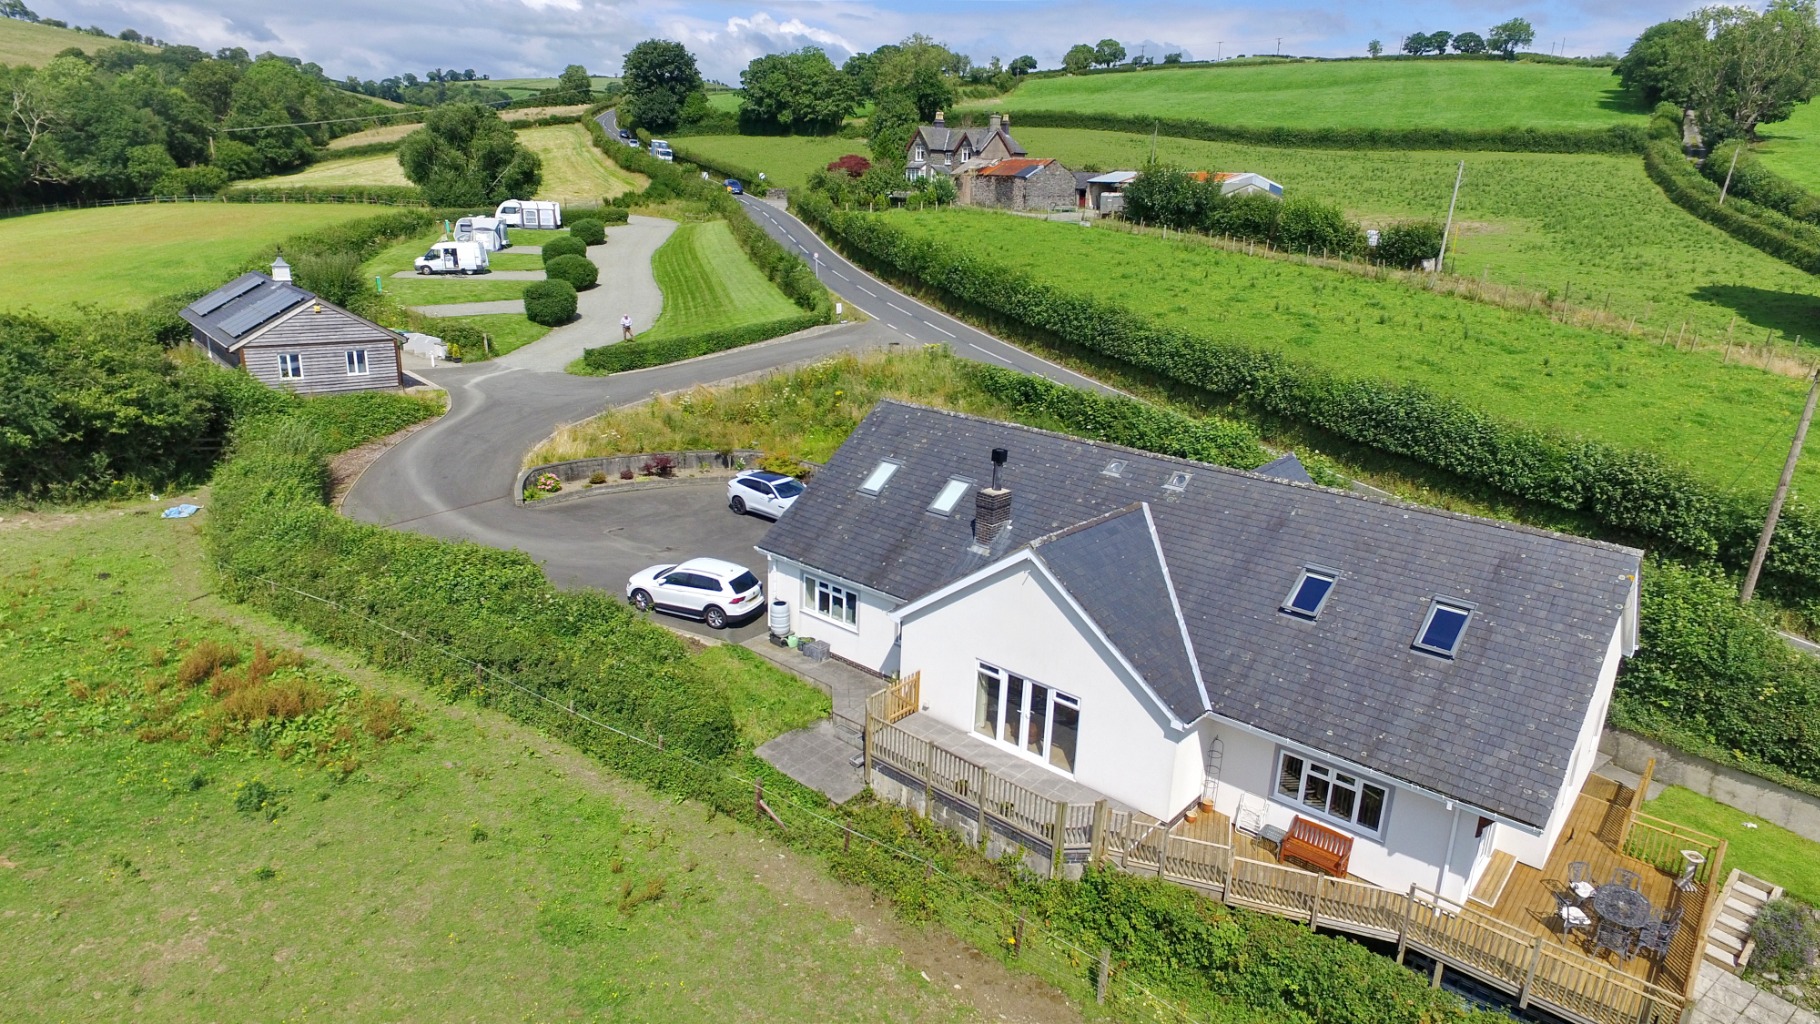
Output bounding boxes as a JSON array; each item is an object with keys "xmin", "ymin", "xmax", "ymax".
[{"xmin": 625, "ymin": 557, "xmax": 763, "ymax": 629}]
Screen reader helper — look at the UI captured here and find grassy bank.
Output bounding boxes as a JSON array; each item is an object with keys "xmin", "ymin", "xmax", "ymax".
[
  {"xmin": 517, "ymin": 123, "xmax": 646, "ymax": 201},
  {"xmin": 0, "ymin": 204, "xmax": 391, "ymax": 310},
  {"xmin": 246, "ymin": 152, "xmax": 411, "ymax": 189},
  {"xmin": 1755, "ymin": 101, "xmax": 1820, "ymax": 194},
  {"xmin": 671, "ymin": 135, "xmax": 869, "ymax": 188},
  {"xmin": 0, "ymin": 16, "xmax": 153, "ymax": 65},
  {"xmin": 976, "ymin": 61, "xmax": 1644, "ymax": 131},
  {"xmin": 871, "ymin": 206, "xmax": 1816, "ymax": 501},
  {"xmin": 1645, "ymin": 787, "xmax": 1820, "ymax": 906}
]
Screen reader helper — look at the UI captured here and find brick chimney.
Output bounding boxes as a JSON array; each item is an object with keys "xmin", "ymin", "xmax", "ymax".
[
  {"xmin": 975, "ymin": 447, "xmax": 1012, "ymax": 543},
  {"xmin": 1002, "ymin": 113, "xmax": 1011, "ymax": 128},
  {"xmin": 933, "ymin": 110, "xmax": 945, "ymax": 127},
  {"xmin": 989, "ymin": 113, "xmax": 1001, "ymax": 133}
]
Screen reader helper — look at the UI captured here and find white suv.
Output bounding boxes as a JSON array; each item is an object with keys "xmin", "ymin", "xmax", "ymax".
[
  {"xmin": 727, "ymin": 470, "xmax": 803, "ymax": 519},
  {"xmin": 625, "ymin": 557, "xmax": 762, "ymax": 629}
]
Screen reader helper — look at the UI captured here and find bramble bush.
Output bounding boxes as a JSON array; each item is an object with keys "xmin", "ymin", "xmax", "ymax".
[
  {"xmin": 1373, "ymin": 221, "xmax": 1445, "ymax": 269},
  {"xmin": 524, "ymin": 279, "xmax": 579, "ymax": 326}
]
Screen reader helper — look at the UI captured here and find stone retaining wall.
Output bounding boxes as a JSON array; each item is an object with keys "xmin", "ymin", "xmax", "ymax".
[
  {"xmin": 516, "ymin": 450, "xmax": 763, "ymax": 507},
  {"xmin": 1601, "ymin": 727, "xmax": 1820, "ymax": 843}
]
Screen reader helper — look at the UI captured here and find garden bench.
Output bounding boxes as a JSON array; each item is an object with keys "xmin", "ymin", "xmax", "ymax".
[{"xmin": 1281, "ymin": 815, "xmax": 1352, "ymax": 877}]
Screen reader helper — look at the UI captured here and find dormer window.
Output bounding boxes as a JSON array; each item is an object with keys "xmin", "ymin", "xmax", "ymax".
[
  {"xmin": 1281, "ymin": 568, "xmax": 1336, "ymax": 620},
  {"xmin": 859, "ymin": 460, "xmax": 900, "ymax": 495},
  {"xmin": 914, "ymin": 143, "xmax": 926, "ymax": 162},
  {"xmin": 1414, "ymin": 600, "xmax": 1473, "ymax": 658},
  {"xmin": 960, "ymin": 146, "xmax": 972, "ymax": 161}
]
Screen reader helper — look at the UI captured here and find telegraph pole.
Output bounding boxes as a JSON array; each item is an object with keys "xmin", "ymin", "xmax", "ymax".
[
  {"xmin": 1216, "ymin": 41, "xmax": 1223, "ymax": 61},
  {"xmin": 1434, "ymin": 160, "xmax": 1465, "ymax": 275},
  {"xmin": 1276, "ymin": 37, "xmax": 1283, "ymax": 56},
  {"xmin": 1741, "ymin": 369, "xmax": 1820, "ymax": 603},
  {"xmin": 1718, "ymin": 142, "xmax": 1743, "ymax": 205}
]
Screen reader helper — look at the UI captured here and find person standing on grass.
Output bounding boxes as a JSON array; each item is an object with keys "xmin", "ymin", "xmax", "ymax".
[{"xmin": 621, "ymin": 314, "xmax": 634, "ymax": 341}]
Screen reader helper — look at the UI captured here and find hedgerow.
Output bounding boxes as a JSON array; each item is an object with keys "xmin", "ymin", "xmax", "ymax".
[
  {"xmin": 1701, "ymin": 141, "xmax": 1820, "ymax": 225},
  {"xmin": 1000, "ymin": 109, "xmax": 1649, "ymax": 154},
  {"xmin": 220, "ymin": 184, "xmax": 428, "ymax": 206},
  {"xmin": 1643, "ymin": 140, "xmax": 1820, "ymax": 275},
  {"xmin": 666, "ymin": 141, "xmax": 770, "ymax": 196},
  {"xmin": 578, "ymin": 312, "xmax": 823, "ymax": 373}
]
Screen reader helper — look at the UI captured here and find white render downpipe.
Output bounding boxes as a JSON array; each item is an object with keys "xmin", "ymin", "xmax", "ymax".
[{"xmin": 1437, "ymin": 802, "xmax": 1463, "ymax": 897}]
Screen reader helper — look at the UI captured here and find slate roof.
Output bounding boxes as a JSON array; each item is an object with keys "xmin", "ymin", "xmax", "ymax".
[
  {"xmin": 758, "ymin": 402, "xmax": 1643, "ymax": 828},
  {"xmin": 1257, "ymin": 453, "xmax": 1315, "ymax": 485},
  {"xmin": 182, "ymin": 271, "xmax": 390, "ymax": 351}
]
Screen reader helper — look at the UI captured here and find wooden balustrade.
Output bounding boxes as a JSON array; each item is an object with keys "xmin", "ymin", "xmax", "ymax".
[{"xmin": 1623, "ymin": 812, "xmax": 1722, "ymax": 885}]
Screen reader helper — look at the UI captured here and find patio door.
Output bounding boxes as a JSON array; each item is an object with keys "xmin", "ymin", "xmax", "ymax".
[{"xmin": 974, "ymin": 665, "xmax": 1080, "ymax": 773}]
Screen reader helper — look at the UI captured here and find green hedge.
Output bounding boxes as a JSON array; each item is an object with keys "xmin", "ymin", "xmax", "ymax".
[
  {"xmin": 666, "ymin": 141, "xmax": 770, "ymax": 196},
  {"xmin": 599, "ymin": 206, "xmax": 630, "ymax": 225},
  {"xmin": 791, "ymin": 189, "xmax": 1820, "ymax": 598},
  {"xmin": 1700, "ymin": 141, "xmax": 1820, "ymax": 225},
  {"xmin": 578, "ymin": 312, "xmax": 823, "ymax": 373},
  {"xmin": 569, "ymin": 218, "xmax": 606, "ymax": 245},
  {"xmin": 220, "ymin": 184, "xmax": 428, "ymax": 206},
  {"xmin": 312, "ymin": 139, "xmax": 408, "ymax": 161},
  {"xmin": 524, "ymin": 279, "xmax": 578, "ymax": 325},
  {"xmin": 1000, "ymin": 109, "xmax": 1649, "ymax": 154},
  {"xmin": 1643, "ymin": 140, "xmax": 1820, "ymax": 275},
  {"xmin": 543, "ymin": 253, "xmax": 599, "ymax": 290}
]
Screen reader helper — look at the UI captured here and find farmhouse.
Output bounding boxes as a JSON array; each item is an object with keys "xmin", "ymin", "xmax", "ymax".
[
  {"xmin": 180, "ymin": 258, "xmax": 404, "ymax": 394},
  {"xmin": 954, "ymin": 157, "xmax": 1078, "ymax": 212},
  {"xmin": 904, "ymin": 112, "xmax": 1025, "ymax": 180},
  {"xmin": 757, "ymin": 402, "xmax": 1642, "ymax": 901}
]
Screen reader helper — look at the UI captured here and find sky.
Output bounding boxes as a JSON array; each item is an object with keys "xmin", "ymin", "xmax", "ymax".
[{"xmin": 36, "ymin": 0, "xmax": 1701, "ymax": 84}]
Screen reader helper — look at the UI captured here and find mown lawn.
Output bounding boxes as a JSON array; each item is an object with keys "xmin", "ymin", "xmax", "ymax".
[
  {"xmin": 451, "ymin": 312, "xmax": 552, "ymax": 358},
  {"xmin": 641, "ymin": 219, "xmax": 802, "ymax": 341},
  {"xmin": 1011, "ymin": 126, "xmax": 1820, "ymax": 345},
  {"xmin": 1645, "ymin": 787, "xmax": 1820, "ymax": 907},
  {"xmin": 245, "ymin": 151, "xmax": 411, "ymax": 188},
  {"xmin": 0, "ymin": 203, "xmax": 389, "ymax": 310},
  {"xmin": 517, "ymin": 123, "xmax": 646, "ymax": 201},
  {"xmin": 1755, "ymin": 100, "xmax": 1820, "ymax": 193},
  {"xmin": 0, "ymin": 506, "xmax": 983, "ymax": 1023},
  {"xmin": 977, "ymin": 60, "xmax": 1647, "ymax": 130},
  {"xmin": 673, "ymin": 135, "xmax": 867, "ymax": 187},
  {"xmin": 875, "ymin": 207, "xmax": 1818, "ymax": 499},
  {"xmin": 364, "ymin": 229, "xmax": 531, "ymax": 306}
]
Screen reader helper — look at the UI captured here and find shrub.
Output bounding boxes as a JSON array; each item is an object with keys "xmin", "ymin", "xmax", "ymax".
[
  {"xmin": 534, "ymin": 472, "xmax": 562, "ymax": 493},
  {"xmin": 154, "ymin": 166, "xmax": 230, "ymax": 196},
  {"xmin": 1373, "ymin": 221, "xmax": 1445, "ymax": 269},
  {"xmin": 177, "ymin": 640, "xmax": 240, "ymax": 687},
  {"xmin": 827, "ymin": 154, "xmax": 871, "ymax": 178},
  {"xmin": 578, "ymin": 313, "xmax": 822, "ymax": 374},
  {"xmin": 1274, "ymin": 196, "xmax": 1365, "ymax": 257},
  {"xmin": 569, "ymin": 218, "xmax": 606, "ymax": 245},
  {"xmin": 1748, "ymin": 898, "xmax": 1820, "ymax": 976},
  {"xmin": 294, "ymin": 250, "xmax": 366, "ymax": 307},
  {"xmin": 589, "ymin": 470, "xmax": 608, "ymax": 484},
  {"xmin": 639, "ymin": 455, "xmax": 676, "ymax": 478},
  {"xmin": 598, "ymin": 206, "xmax": 630, "ymax": 225},
  {"xmin": 523, "ymin": 279, "xmax": 579, "ymax": 326},
  {"xmin": 540, "ymin": 235, "xmax": 588, "ymax": 262},
  {"xmin": 543, "ymin": 254, "xmax": 599, "ymax": 290}
]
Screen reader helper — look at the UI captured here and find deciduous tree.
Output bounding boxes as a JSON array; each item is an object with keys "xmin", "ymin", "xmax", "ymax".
[
  {"xmin": 1009, "ymin": 55, "xmax": 1037, "ymax": 75},
  {"xmin": 1063, "ymin": 43, "xmax": 1095, "ymax": 74},
  {"xmin": 1489, "ymin": 18, "xmax": 1535, "ymax": 58},
  {"xmin": 1094, "ymin": 38, "xmax": 1126, "ymax": 67},
  {"xmin": 1453, "ymin": 31, "xmax": 1486, "ymax": 54},
  {"xmin": 397, "ymin": 102, "xmax": 541, "ymax": 206},
  {"xmin": 621, "ymin": 39, "xmax": 702, "ymax": 133}
]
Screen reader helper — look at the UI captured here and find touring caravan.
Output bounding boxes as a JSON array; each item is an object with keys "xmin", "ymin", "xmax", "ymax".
[
  {"xmin": 413, "ymin": 240, "xmax": 490, "ymax": 275},
  {"xmin": 495, "ymin": 199, "xmax": 562, "ymax": 229},
  {"xmin": 456, "ymin": 216, "xmax": 510, "ymax": 252}
]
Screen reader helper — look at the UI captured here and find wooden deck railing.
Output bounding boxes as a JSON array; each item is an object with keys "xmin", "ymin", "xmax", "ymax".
[
  {"xmin": 1623, "ymin": 812, "xmax": 1722, "ymax": 885},
  {"xmin": 866, "ymin": 703, "xmax": 1691, "ymax": 1024},
  {"xmin": 867, "ymin": 672, "xmax": 920, "ymax": 725}
]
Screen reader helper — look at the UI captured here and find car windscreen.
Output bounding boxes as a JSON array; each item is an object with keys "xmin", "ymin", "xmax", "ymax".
[
  {"xmin": 773, "ymin": 480, "xmax": 803, "ymax": 498},
  {"xmin": 729, "ymin": 571, "xmax": 760, "ymax": 593}
]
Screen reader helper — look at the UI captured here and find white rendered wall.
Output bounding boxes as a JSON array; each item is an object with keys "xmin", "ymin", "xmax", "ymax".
[{"xmin": 765, "ymin": 557, "xmax": 901, "ymax": 676}]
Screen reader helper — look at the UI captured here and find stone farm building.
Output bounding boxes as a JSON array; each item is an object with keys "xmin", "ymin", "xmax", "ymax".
[
  {"xmin": 180, "ymin": 258, "xmax": 404, "ymax": 394},
  {"xmin": 955, "ymin": 158, "xmax": 1078, "ymax": 212}
]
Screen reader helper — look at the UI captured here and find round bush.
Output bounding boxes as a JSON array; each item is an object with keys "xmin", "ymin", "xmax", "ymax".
[
  {"xmin": 599, "ymin": 206, "xmax": 630, "ymax": 225},
  {"xmin": 569, "ymin": 218, "xmax": 606, "ymax": 246},
  {"xmin": 543, "ymin": 254, "xmax": 599, "ymax": 290},
  {"xmin": 523, "ymin": 279, "xmax": 579, "ymax": 326},
  {"xmin": 540, "ymin": 235, "xmax": 587, "ymax": 262}
]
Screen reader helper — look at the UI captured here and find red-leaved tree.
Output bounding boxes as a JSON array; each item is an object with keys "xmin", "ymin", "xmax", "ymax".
[{"xmin": 827, "ymin": 154, "xmax": 872, "ymax": 178}]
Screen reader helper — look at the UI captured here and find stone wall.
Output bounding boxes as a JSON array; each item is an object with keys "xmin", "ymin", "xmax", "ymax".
[
  {"xmin": 515, "ymin": 449, "xmax": 763, "ymax": 507},
  {"xmin": 1018, "ymin": 162, "xmax": 1079, "ymax": 211},
  {"xmin": 1601, "ymin": 727, "xmax": 1820, "ymax": 843}
]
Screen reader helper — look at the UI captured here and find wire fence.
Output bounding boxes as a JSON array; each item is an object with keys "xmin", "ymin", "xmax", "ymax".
[{"xmin": 209, "ymin": 558, "xmax": 1215, "ymax": 1024}]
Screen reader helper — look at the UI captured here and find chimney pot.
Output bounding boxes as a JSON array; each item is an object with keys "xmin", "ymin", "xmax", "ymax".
[
  {"xmin": 1002, "ymin": 113, "xmax": 1011, "ymax": 127},
  {"xmin": 934, "ymin": 110, "xmax": 945, "ymax": 126}
]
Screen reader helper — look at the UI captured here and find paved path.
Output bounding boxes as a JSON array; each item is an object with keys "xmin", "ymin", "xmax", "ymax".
[
  {"xmin": 393, "ymin": 269, "xmax": 546, "ymax": 281},
  {"xmin": 413, "ymin": 300, "xmax": 525, "ymax": 317},
  {"xmin": 1692, "ymin": 964, "xmax": 1819, "ymax": 1024},
  {"xmin": 499, "ymin": 215, "xmax": 674, "ymax": 373}
]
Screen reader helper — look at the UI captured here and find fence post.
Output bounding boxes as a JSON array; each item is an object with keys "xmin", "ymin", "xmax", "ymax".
[
  {"xmin": 863, "ymin": 711, "xmax": 875, "ymax": 778},
  {"xmin": 1396, "ymin": 883, "xmax": 1418, "ymax": 964},
  {"xmin": 1519, "ymin": 934, "xmax": 1545, "ymax": 1008},
  {"xmin": 1089, "ymin": 799, "xmax": 1110, "ymax": 865},
  {"xmin": 1309, "ymin": 876, "xmax": 1324, "ymax": 931},
  {"xmin": 1157, "ymin": 823, "xmax": 1171, "ymax": 879},
  {"xmin": 922, "ymin": 737, "xmax": 935, "ymax": 815},
  {"xmin": 1051, "ymin": 800, "xmax": 1068, "ymax": 878},
  {"xmin": 1096, "ymin": 946, "xmax": 1112, "ymax": 1004}
]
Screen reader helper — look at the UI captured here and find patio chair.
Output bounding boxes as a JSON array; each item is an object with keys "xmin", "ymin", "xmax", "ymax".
[
  {"xmin": 1642, "ymin": 918, "xmax": 1678, "ymax": 959},
  {"xmin": 1554, "ymin": 890, "xmax": 1592, "ymax": 939},
  {"xmin": 1592, "ymin": 919, "xmax": 1638, "ymax": 963},
  {"xmin": 1610, "ymin": 867, "xmax": 1642, "ymax": 891},
  {"xmin": 1567, "ymin": 860, "xmax": 1596, "ymax": 903}
]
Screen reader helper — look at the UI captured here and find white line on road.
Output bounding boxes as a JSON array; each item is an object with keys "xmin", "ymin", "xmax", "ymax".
[
  {"xmin": 922, "ymin": 320, "xmax": 956, "ymax": 338},
  {"xmin": 885, "ymin": 322, "xmax": 900, "ymax": 331},
  {"xmin": 832, "ymin": 270, "xmax": 848, "ymax": 280},
  {"xmin": 857, "ymin": 286, "xmax": 876, "ymax": 296},
  {"xmin": 886, "ymin": 301, "xmax": 914, "ymax": 317},
  {"xmin": 968, "ymin": 343, "xmax": 1015, "ymax": 365}
]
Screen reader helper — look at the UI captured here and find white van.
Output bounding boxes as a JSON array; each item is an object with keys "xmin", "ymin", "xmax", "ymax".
[
  {"xmin": 413, "ymin": 240, "xmax": 490, "ymax": 275},
  {"xmin": 649, "ymin": 140, "xmax": 674, "ymax": 162},
  {"xmin": 494, "ymin": 199, "xmax": 562, "ymax": 229}
]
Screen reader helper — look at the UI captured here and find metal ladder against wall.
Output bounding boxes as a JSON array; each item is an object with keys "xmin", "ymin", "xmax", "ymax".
[{"xmin": 1203, "ymin": 734, "xmax": 1223, "ymax": 810}]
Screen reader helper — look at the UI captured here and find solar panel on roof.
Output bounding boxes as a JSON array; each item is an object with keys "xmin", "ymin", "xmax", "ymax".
[
  {"xmin": 219, "ymin": 288, "xmax": 302, "ymax": 338},
  {"xmin": 189, "ymin": 276, "xmax": 263, "ymax": 316}
]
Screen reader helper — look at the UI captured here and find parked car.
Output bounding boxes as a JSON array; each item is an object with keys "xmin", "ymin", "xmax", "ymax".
[
  {"xmin": 625, "ymin": 557, "xmax": 763, "ymax": 629},
  {"xmin": 618, "ymin": 128, "xmax": 632, "ymax": 140},
  {"xmin": 725, "ymin": 178, "xmax": 743, "ymax": 195},
  {"xmin": 650, "ymin": 139, "xmax": 674, "ymax": 162},
  {"xmin": 728, "ymin": 470, "xmax": 802, "ymax": 519}
]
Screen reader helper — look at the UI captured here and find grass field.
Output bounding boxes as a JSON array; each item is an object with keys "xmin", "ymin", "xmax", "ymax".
[
  {"xmin": 326, "ymin": 122, "xmax": 419, "ymax": 149},
  {"xmin": 245, "ymin": 152, "xmax": 411, "ymax": 188},
  {"xmin": 365, "ymin": 230, "xmax": 531, "ymax": 306},
  {"xmin": 876, "ymin": 207, "xmax": 1819, "ymax": 499},
  {"xmin": 673, "ymin": 135, "xmax": 867, "ymax": 187},
  {"xmin": 0, "ymin": 204, "xmax": 389, "ymax": 310},
  {"xmin": 1755, "ymin": 100, "xmax": 1820, "ymax": 193},
  {"xmin": 503, "ymin": 104, "xmax": 591, "ymax": 122},
  {"xmin": 446, "ymin": 75, "xmax": 619, "ymax": 100},
  {"xmin": 1645, "ymin": 787, "xmax": 1820, "ymax": 906},
  {"xmin": 517, "ymin": 123, "xmax": 646, "ymax": 201},
  {"xmin": 0, "ymin": 506, "xmax": 989, "ymax": 1022},
  {"xmin": 640, "ymin": 219, "xmax": 802, "ymax": 342},
  {"xmin": 0, "ymin": 17, "xmax": 153, "ymax": 65},
  {"xmin": 974, "ymin": 61, "xmax": 1647, "ymax": 130},
  {"xmin": 707, "ymin": 91, "xmax": 742, "ymax": 113},
  {"xmin": 453, "ymin": 312, "xmax": 552, "ymax": 357},
  {"xmin": 1013, "ymin": 126, "xmax": 1820, "ymax": 345}
]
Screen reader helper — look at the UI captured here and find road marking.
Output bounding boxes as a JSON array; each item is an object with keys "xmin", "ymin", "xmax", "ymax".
[
  {"xmin": 886, "ymin": 301, "xmax": 914, "ymax": 317},
  {"xmin": 968, "ymin": 343, "xmax": 1015, "ymax": 365},
  {"xmin": 857, "ymin": 285, "xmax": 876, "ymax": 296},
  {"xmin": 832, "ymin": 270, "xmax": 848, "ymax": 281},
  {"xmin": 784, "ymin": 233, "xmax": 797, "ymax": 244},
  {"xmin": 922, "ymin": 320, "xmax": 956, "ymax": 338},
  {"xmin": 884, "ymin": 322, "xmax": 900, "ymax": 331}
]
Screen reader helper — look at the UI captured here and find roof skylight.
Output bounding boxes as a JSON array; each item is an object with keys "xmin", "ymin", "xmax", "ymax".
[
  {"xmin": 1281, "ymin": 569, "xmax": 1336, "ymax": 620},
  {"xmin": 859, "ymin": 460, "xmax": 900, "ymax": 494},
  {"xmin": 1414, "ymin": 600, "xmax": 1473, "ymax": 658},
  {"xmin": 1103, "ymin": 460, "xmax": 1127, "ymax": 478},
  {"xmin": 1164, "ymin": 470, "xmax": 1193, "ymax": 493},
  {"xmin": 929, "ymin": 478, "xmax": 970, "ymax": 515}
]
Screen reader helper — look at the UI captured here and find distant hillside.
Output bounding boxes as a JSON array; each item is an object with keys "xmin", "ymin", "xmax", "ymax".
[
  {"xmin": 447, "ymin": 75, "xmax": 619, "ymax": 100},
  {"xmin": 0, "ymin": 16, "xmax": 154, "ymax": 66},
  {"xmin": 968, "ymin": 60, "xmax": 1648, "ymax": 132}
]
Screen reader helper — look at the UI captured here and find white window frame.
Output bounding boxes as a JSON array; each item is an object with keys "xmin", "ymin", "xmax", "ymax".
[
  {"xmin": 803, "ymin": 574, "xmax": 859, "ymax": 630},
  {"xmin": 1273, "ymin": 748, "xmax": 1389, "ymax": 838},
  {"xmin": 278, "ymin": 352, "xmax": 303, "ymax": 379},
  {"xmin": 1414, "ymin": 599, "xmax": 1474, "ymax": 658},
  {"xmin": 974, "ymin": 663, "xmax": 1081, "ymax": 776},
  {"xmin": 913, "ymin": 143, "xmax": 926, "ymax": 162},
  {"xmin": 345, "ymin": 349, "xmax": 369, "ymax": 375}
]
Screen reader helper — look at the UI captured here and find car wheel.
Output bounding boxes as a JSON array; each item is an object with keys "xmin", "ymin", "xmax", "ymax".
[
  {"xmin": 729, "ymin": 496, "xmax": 746, "ymax": 515},
  {"xmin": 417, "ymin": 266, "xmax": 429, "ymax": 275},
  {"xmin": 703, "ymin": 605, "xmax": 727, "ymax": 629},
  {"xmin": 630, "ymin": 589, "xmax": 653, "ymax": 612}
]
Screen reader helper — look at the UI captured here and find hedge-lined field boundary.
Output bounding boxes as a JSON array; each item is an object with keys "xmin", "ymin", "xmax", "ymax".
[
  {"xmin": 1645, "ymin": 140, "xmax": 1820, "ymax": 275},
  {"xmin": 665, "ymin": 141, "xmax": 770, "ymax": 195},
  {"xmin": 998, "ymin": 109, "xmax": 1649, "ymax": 154},
  {"xmin": 221, "ymin": 184, "xmax": 428, "ymax": 206},
  {"xmin": 790, "ymin": 190, "xmax": 1820, "ymax": 595},
  {"xmin": 577, "ymin": 312, "xmax": 825, "ymax": 374}
]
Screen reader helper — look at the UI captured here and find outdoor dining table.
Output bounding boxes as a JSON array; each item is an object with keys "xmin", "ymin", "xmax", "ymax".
[{"xmin": 1591, "ymin": 884, "xmax": 1654, "ymax": 930}]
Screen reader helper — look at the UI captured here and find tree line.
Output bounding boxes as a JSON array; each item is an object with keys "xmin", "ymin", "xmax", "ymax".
[
  {"xmin": 1375, "ymin": 19, "xmax": 1534, "ymax": 58},
  {"xmin": 1615, "ymin": 0, "xmax": 1820, "ymax": 141}
]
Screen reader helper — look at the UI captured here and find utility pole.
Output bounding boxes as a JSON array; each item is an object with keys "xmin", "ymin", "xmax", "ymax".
[
  {"xmin": 1276, "ymin": 37, "xmax": 1283, "ymax": 56},
  {"xmin": 1216, "ymin": 41, "xmax": 1223, "ymax": 61},
  {"xmin": 1742, "ymin": 370, "xmax": 1820, "ymax": 603},
  {"xmin": 1434, "ymin": 160, "xmax": 1465, "ymax": 275},
  {"xmin": 1718, "ymin": 142, "xmax": 1743, "ymax": 205}
]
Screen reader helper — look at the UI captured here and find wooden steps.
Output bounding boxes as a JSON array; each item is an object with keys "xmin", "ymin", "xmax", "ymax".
[
  {"xmin": 1469, "ymin": 850, "xmax": 1516, "ymax": 907},
  {"xmin": 1704, "ymin": 869, "xmax": 1781, "ymax": 973}
]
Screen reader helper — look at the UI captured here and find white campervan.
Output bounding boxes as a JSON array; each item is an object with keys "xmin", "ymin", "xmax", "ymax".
[
  {"xmin": 494, "ymin": 199, "xmax": 562, "ymax": 229},
  {"xmin": 413, "ymin": 240, "xmax": 490, "ymax": 275}
]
